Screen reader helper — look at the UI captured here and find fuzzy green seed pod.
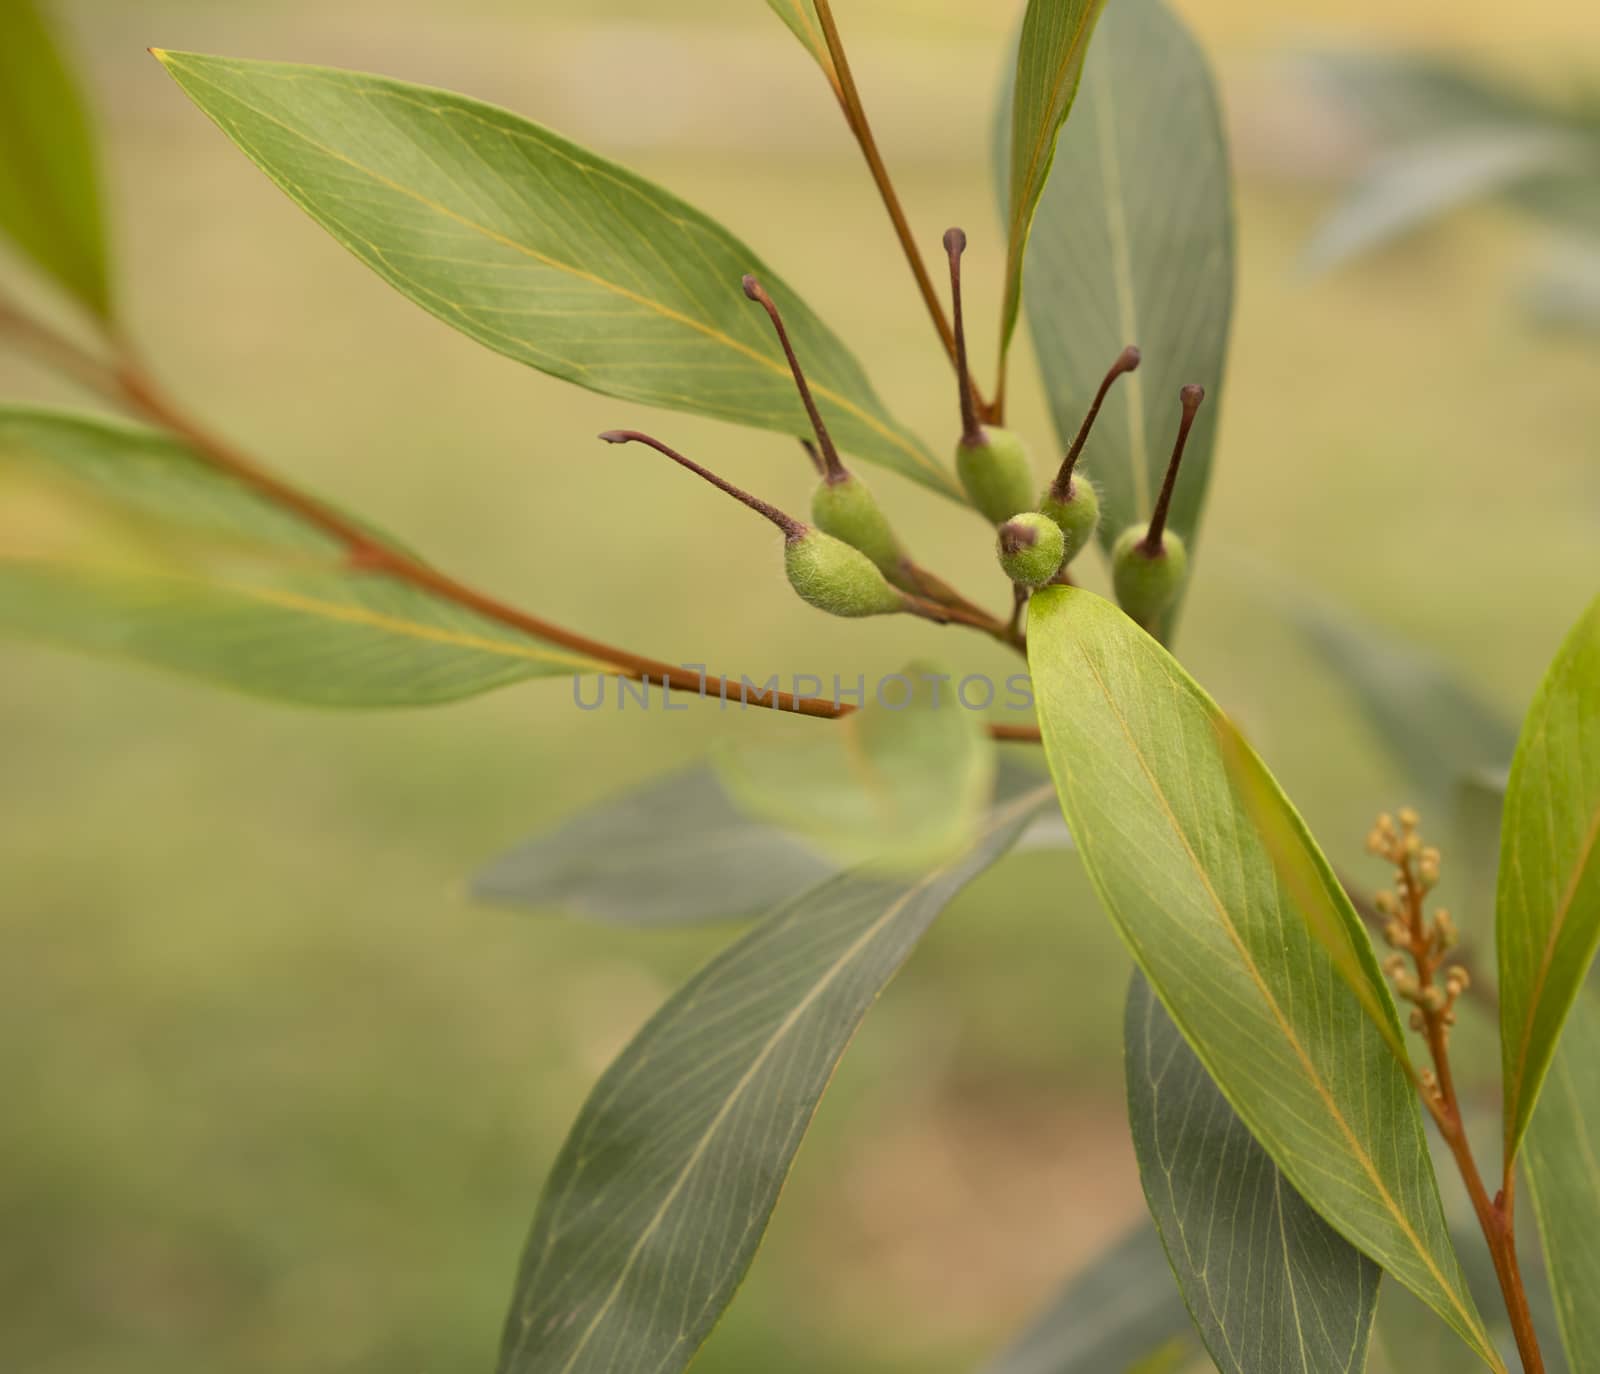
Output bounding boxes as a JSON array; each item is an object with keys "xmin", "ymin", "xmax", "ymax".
[
  {"xmin": 997, "ymin": 512, "xmax": 1065, "ymax": 587},
  {"xmin": 1111, "ymin": 523, "xmax": 1189, "ymax": 626},
  {"xmin": 1038, "ymin": 473, "xmax": 1101, "ymax": 565},
  {"xmin": 957, "ymin": 427, "xmax": 1037, "ymax": 526},
  {"xmin": 810, "ymin": 473, "xmax": 904, "ymax": 573},
  {"xmin": 784, "ymin": 530, "xmax": 907, "ymax": 618}
]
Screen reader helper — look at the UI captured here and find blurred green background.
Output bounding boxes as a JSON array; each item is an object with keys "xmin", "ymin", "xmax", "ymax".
[{"xmin": 2, "ymin": 1, "xmax": 1597, "ymax": 1371}]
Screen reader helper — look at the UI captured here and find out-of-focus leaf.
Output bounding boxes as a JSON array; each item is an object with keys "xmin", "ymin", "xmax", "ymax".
[
  {"xmin": 998, "ymin": 0, "xmax": 1111, "ymax": 363},
  {"xmin": 1127, "ymin": 973, "xmax": 1382, "ymax": 1374},
  {"xmin": 977, "ymin": 1220, "xmax": 1197, "ymax": 1374},
  {"xmin": 1268, "ymin": 574, "xmax": 1517, "ymax": 809},
  {"xmin": 1006, "ymin": 0, "xmax": 1233, "ymax": 582},
  {"xmin": 472, "ymin": 767, "xmax": 837, "ymax": 926},
  {"xmin": 764, "ymin": 0, "xmax": 838, "ymax": 89},
  {"xmin": 1300, "ymin": 50, "xmax": 1600, "ymax": 260},
  {"xmin": 1455, "ymin": 767, "xmax": 1509, "ymax": 936},
  {"xmin": 1305, "ymin": 130, "xmax": 1588, "ymax": 272},
  {"xmin": 1523, "ymin": 242, "xmax": 1600, "ymax": 337},
  {"xmin": 1028, "ymin": 586, "xmax": 1499, "ymax": 1368},
  {"xmin": 0, "ymin": 407, "xmax": 608, "ymax": 704},
  {"xmin": 474, "ymin": 757, "xmax": 1065, "ymax": 927},
  {"xmin": 0, "ymin": 0, "xmax": 112, "ymax": 316},
  {"xmin": 154, "ymin": 51, "xmax": 951, "ymax": 496},
  {"xmin": 1524, "ymin": 992, "xmax": 1600, "ymax": 1374},
  {"xmin": 715, "ymin": 665, "xmax": 997, "ymax": 871},
  {"xmin": 495, "ymin": 784, "xmax": 1053, "ymax": 1374},
  {"xmin": 1498, "ymin": 593, "xmax": 1600, "ymax": 1158}
]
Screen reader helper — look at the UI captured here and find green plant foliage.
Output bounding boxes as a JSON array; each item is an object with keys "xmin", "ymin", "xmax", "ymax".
[
  {"xmin": 1305, "ymin": 131, "xmax": 1589, "ymax": 273},
  {"xmin": 0, "ymin": 407, "xmax": 606, "ymax": 704},
  {"xmin": 764, "ymin": 0, "xmax": 837, "ymax": 85},
  {"xmin": 1126, "ymin": 973, "xmax": 1382, "ymax": 1374},
  {"xmin": 472, "ymin": 767, "xmax": 838, "ymax": 926},
  {"xmin": 1005, "ymin": 0, "xmax": 1234, "ymax": 567},
  {"xmin": 1302, "ymin": 50, "xmax": 1600, "ymax": 263},
  {"xmin": 0, "ymin": 0, "xmax": 111, "ymax": 318},
  {"xmin": 998, "ymin": 0, "xmax": 1111, "ymax": 365},
  {"xmin": 1497, "ymin": 593, "xmax": 1600, "ymax": 1159},
  {"xmin": 1027, "ymin": 586, "xmax": 1499, "ymax": 1368},
  {"xmin": 494, "ymin": 784, "xmax": 1052, "ymax": 1374},
  {"xmin": 1523, "ymin": 992, "xmax": 1600, "ymax": 1374},
  {"xmin": 1268, "ymin": 574, "xmax": 1518, "ymax": 808},
  {"xmin": 715, "ymin": 666, "xmax": 996, "ymax": 870},
  {"xmin": 153, "ymin": 51, "xmax": 951, "ymax": 496},
  {"xmin": 978, "ymin": 1221, "xmax": 1197, "ymax": 1374}
]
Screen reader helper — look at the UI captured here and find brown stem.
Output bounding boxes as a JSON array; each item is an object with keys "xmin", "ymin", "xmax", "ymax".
[
  {"xmin": 1049, "ymin": 345, "xmax": 1140, "ymax": 502},
  {"xmin": 811, "ymin": 0, "xmax": 991, "ymax": 420},
  {"xmin": 1394, "ymin": 848, "xmax": 1545, "ymax": 1373},
  {"xmin": 1, "ymin": 297, "xmax": 1043, "ymax": 739}
]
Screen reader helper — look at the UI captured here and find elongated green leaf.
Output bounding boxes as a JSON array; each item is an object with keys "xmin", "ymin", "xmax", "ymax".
[
  {"xmin": 1028, "ymin": 586, "xmax": 1499, "ymax": 1369},
  {"xmin": 715, "ymin": 664, "xmax": 996, "ymax": 870},
  {"xmin": 999, "ymin": 0, "xmax": 1111, "ymax": 363},
  {"xmin": 1498, "ymin": 593, "xmax": 1600, "ymax": 1159},
  {"xmin": 978, "ymin": 1220, "xmax": 1197, "ymax": 1374},
  {"xmin": 495, "ymin": 784, "xmax": 1053, "ymax": 1374},
  {"xmin": 474, "ymin": 766, "xmax": 838, "ymax": 926},
  {"xmin": 765, "ymin": 0, "xmax": 838, "ymax": 87},
  {"xmin": 0, "ymin": 0, "xmax": 111, "ymax": 317},
  {"xmin": 1524, "ymin": 992, "xmax": 1600, "ymax": 1374},
  {"xmin": 1306, "ymin": 130, "xmax": 1588, "ymax": 272},
  {"xmin": 1009, "ymin": 0, "xmax": 1233, "ymax": 564},
  {"xmin": 1258, "ymin": 567, "xmax": 1517, "ymax": 808},
  {"xmin": 0, "ymin": 407, "xmax": 608, "ymax": 704},
  {"xmin": 154, "ymin": 51, "xmax": 951, "ymax": 497},
  {"xmin": 1127, "ymin": 973, "xmax": 1382, "ymax": 1374}
]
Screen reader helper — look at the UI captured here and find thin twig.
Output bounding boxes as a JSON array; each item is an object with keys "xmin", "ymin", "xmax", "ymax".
[
  {"xmin": 1, "ymin": 298, "xmax": 1042, "ymax": 741},
  {"xmin": 811, "ymin": 0, "xmax": 991, "ymax": 420},
  {"xmin": 1373, "ymin": 823, "xmax": 1544, "ymax": 1373}
]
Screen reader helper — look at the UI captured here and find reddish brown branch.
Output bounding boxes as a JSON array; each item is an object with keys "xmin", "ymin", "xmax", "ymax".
[{"xmin": 1, "ymin": 298, "xmax": 1041, "ymax": 741}]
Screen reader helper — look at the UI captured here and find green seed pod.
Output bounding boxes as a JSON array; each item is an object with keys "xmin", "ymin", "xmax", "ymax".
[
  {"xmin": 1038, "ymin": 473, "xmax": 1101, "ymax": 565},
  {"xmin": 784, "ymin": 529, "xmax": 908, "ymax": 618},
  {"xmin": 810, "ymin": 472, "xmax": 904, "ymax": 573},
  {"xmin": 957, "ymin": 427, "xmax": 1037, "ymax": 526},
  {"xmin": 997, "ymin": 512, "xmax": 1066, "ymax": 587},
  {"xmin": 1111, "ymin": 523, "xmax": 1189, "ymax": 626}
]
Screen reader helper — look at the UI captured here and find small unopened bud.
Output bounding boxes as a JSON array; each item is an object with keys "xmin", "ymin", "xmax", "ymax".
[
  {"xmin": 1398, "ymin": 807, "xmax": 1420, "ymax": 831},
  {"xmin": 1383, "ymin": 953, "xmax": 1408, "ymax": 978},
  {"xmin": 1404, "ymin": 832, "xmax": 1423, "ymax": 857},
  {"xmin": 1435, "ymin": 910, "xmax": 1458, "ymax": 950},
  {"xmin": 1446, "ymin": 965, "xmax": 1471, "ymax": 995},
  {"xmin": 1421, "ymin": 985, "xmax": 1448, "ymax": 1014},
  {"xmin": 1383, "ymin": 920, "xmax": 1410, "ymax": 949},
  {"xmin": 1392, "ymin": 971, "xmax": 1419, "ymax": 1001},
  {"xmin": 1377, "ymin": 813, "xmax": 1397, "ymax": 837},
  {"xmin": 1375, "ymin": 890, "xmax": 1399, "ymax": 916},
  {"xmin": 1410, "ymin": 1008, "xmax": 1426, "ymax": 1032}
]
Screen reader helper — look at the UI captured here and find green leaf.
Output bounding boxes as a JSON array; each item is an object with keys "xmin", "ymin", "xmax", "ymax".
[
  {"xmin": 714, "ymin": 665, "xmax": 997, "ymax": 871},
  {"xmin": 1305, "ymin": 130, "xmax": 1589, "ymax": 272},
  {"xmin": 1498, "ymin": 593, "xmax": 1600, "ymax": 1159},
  {"xmin": 0, "ymin": 0, "xmax": 112, "ymax": 317},
  {"xmin": 1126, "ymin": 972, "xmax": 1382, "ymax": 1374},
  {"xmin": 765, "ymin": 0, "xmax": 839, "ymax": 88},
  {"xmin": 496, "ymin": 784, "xmax": 1052, "ymax": 1374},
  {"xmin": 1523, "ymin": 991, "xmax": 1600, "ymax": 1374},
  {"xmin": 0, "ymin": 407, "xmax": 607, "ymax": 705},
  {"xmin": 153, "ymin": 51, "xmax": 951, "ymax": 497},
  {"xmin": 473, "ymin": 766, "xmax": 839, "ymax": 926},
  {"xmin": 978, "ymin": 1220, "xmax": 1197, "ymax": 1374},
  {"xmin": 1263, "ymin": 569, "xmax": 1517, "ymax": 808},
  {"xmin": 998, "ymin": 0, "xmax": 1111, "ymax": 365},
  {"xmin": 1028, "ymin": 586, "xmax": 1500, "ymax": 1369},
  {"xmin": 1009, "ymin": 0, "xmax": 1234, "ymax": 564}
]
